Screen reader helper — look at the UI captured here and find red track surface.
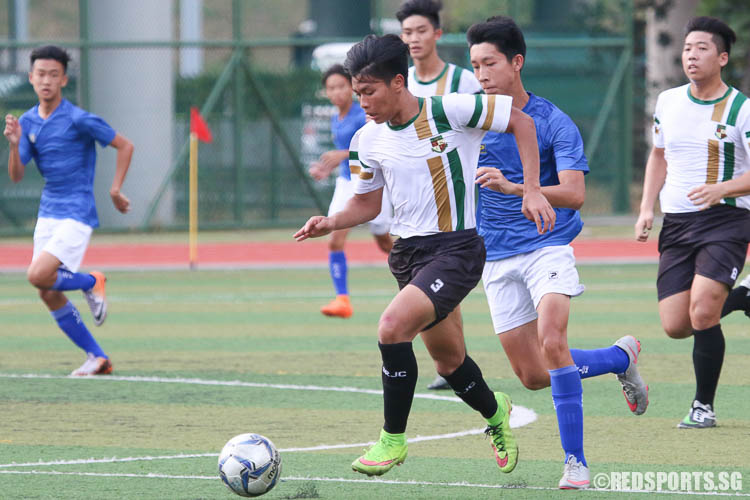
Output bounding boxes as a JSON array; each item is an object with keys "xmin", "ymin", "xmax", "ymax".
[{"xmin": 0, "ymin": 238, "xmax": 665, "ymax": 271}]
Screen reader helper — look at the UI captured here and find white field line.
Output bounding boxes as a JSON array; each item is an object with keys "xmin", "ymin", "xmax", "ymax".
[
  {"xmin": 0, "ymin": 372, "xmax": 537, "ymax": 467},
  {"xmin": 0, "ymin": 373, "xmax": 537, "ymax": 427},
  {"xmin": 0, "ymin": 428, "xmax": 489, "ymax": 469},
  {"xmin": 0, "ymin": 470, "xmax": 747, "ymax": 496}
]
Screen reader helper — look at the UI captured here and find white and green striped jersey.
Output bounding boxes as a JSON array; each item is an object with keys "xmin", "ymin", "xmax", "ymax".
[
  {"xmin": 654, "ymin": 84, "xmax": 750, "ymax": 212},
  {"xmin": 408, "ymin": 63, "xmax": 481, "ymax": 97},
  {"xmin": 350, "ymin": 93, "xmax": 512, "ymax": 238}
]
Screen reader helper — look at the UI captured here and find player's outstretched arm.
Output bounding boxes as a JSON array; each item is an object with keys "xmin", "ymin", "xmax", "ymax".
[
  {"xmin": 4, "ymin": 114, "xmax": 24, "ymax": 183},
  {"xmin": 635, "ymin": 146, "xmax": 666, "ymax": 241},
  {"xmin": 294, "ymin": 188, "xmax": 383, "ymax": 242},
  {"xmin": 506, "ymin": 107, "xmax": 556, "ymax": 233},
  {"xmin": 109, "ymin": 133, "xmax": 134, "ymax": 214}
]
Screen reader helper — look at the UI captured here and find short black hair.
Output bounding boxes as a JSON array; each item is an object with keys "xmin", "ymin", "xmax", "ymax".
[
  {"xmin": 30, "ymin": 45, "xmax": 71, "ymax": 73},
  {"xmin": 396, "ymin": 0, "xmax": 442, "ymax": 29},
  {"xmin": 321, "ymin": 64, "xmax": 351, "ymax": 87},
  {"xmin": 344, "ymin": 34, "xmax": 409, "ymax": 85},
  {"xmin": 685, "ymin": 16, "xmax": 736, "ymax": 56},
  {"xmin": 467, "ymin": 16, "xmax": 526, "ymax": 62}
]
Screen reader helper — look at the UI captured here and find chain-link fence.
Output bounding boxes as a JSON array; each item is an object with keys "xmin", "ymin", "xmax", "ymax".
[{"xmin": 0, "ymin": 0, "xmax": 635, "ymax": 235}]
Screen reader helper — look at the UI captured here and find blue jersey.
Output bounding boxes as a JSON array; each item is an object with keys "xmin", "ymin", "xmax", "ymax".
[
  {"xmin": 331, "ymin": 101, "xmax": 366, "ymax": 180},
  {"xmin": 18, "ymin": 99, "xmax": 116, "ymax": 228},
  {"xmin": 477, "ymin": 93, "xmax": 589, "ymax": 260}
]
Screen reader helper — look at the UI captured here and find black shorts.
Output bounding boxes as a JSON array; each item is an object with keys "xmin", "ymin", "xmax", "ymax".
[
  {"xmin": 388, "ymin": 228, "xmax": 486, "ymax": 329},
  {"xmin": 657, "ymin": 205, "xmax": 750, "ymax": 300}
]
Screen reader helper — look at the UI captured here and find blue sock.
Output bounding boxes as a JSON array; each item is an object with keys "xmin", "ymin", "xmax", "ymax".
[
  {"xmin": 570, "ymin": 346, "xmax": 629, "ymax": 379},
  {"xmin": 51, "ymin": 269, "xmax": 96, "ymax": 291},
  {"xmin": 329, "ymin": 251, "xmax": 348, "ymax": 296},
  {"xmin": 51, "ymin": 301, "xmax": 106, "ymax": 358},
  {"xmin": 550, "ymin": 365, "xmax": 586, "ymax": 466}
]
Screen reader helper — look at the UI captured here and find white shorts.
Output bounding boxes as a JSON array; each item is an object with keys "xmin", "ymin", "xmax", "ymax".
[
  {"xmin": 328, "ymin": 176, "xmax": 392, "ymax": 235},
  {"xmin": 32, "ymin": 217, "xmax": 93, "ymax": 272},
  {"xmin": 482, "ymin": 244, "xmax": 585, "ymax": 334}
]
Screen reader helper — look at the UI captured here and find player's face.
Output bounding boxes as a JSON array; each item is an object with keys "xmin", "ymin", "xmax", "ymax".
[
  {"xmin": 29, "ymin": 58, "xmax": 68, "ymax": 103},
  {"xmin": 401, "ymin": 15, "xmax": 441, "ymax": 61},
  {"xmin": 682, "ymin": 31, "xmax": 728, "ymax": 82},
  {"xmin": 324, "ymin": 73, "xmax": 353, "ymax": 111},
  {"xmin": 470, "ymin": 42, "xmax": 520, "ymax": 96},
  {"xmin": 352, "ymin": 76, "xmax": 398, "ymax": 124}
]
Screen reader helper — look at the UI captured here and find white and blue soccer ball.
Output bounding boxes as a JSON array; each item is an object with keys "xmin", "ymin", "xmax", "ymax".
[{"xmin": 218, "ymin": 433, "xmax": 282, "ymax": 497}]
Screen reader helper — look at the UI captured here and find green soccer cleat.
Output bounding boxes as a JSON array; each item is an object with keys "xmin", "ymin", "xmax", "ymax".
[
  {"xmin": 485, "ymin": 392, "xmax": 519, "ymax": 473},
  {"xmin": 677, "ymin": 400, "xmax": 717, "ymax": 429},
  {"xmin": 352, "ymin": 429, "xmax": 408, "ymax": 476}
]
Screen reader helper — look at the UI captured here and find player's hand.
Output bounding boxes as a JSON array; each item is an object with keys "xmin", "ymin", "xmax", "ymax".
[
  {"xmin": 4, "ymin": 114, "xmax": 21, "ymax": 145},
  {"xmin": 522, "ymin": 189, "xmax": 556, "ymax": 234},
  {"xmin": 687, "ymin": 183, "xmax": 726, "ymax": 211},
  {"xmin": 110, "ymin": 190, "xmax": 131, "ymax": 214},
  {"xmin": 309, "ymin": 162, "xmax": 327, "ymax": 182},
  {"xmin": 634, "ymin": 210, "xmax": 653, "ymax": 242},
  {"xmin": 475, "ymin": 167, "xmax": 518, "ymax": 195},
  {"xmin": 319, "ymin": 151, "xmax": 341, "ymax": 171},
  {"xmin": 294, "ymin": 215, "xmax": 334, "ymax": 241}
]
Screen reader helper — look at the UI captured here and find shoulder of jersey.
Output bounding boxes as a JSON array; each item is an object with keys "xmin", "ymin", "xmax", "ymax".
[{"xmin": 659, "ymin": 83, "xmax": 689, "ymax": 101}]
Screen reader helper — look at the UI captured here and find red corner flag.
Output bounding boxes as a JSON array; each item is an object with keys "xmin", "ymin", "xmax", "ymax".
[{"xmin": 190, "ymin": 107, "xmax": 213, "ymax": 143}]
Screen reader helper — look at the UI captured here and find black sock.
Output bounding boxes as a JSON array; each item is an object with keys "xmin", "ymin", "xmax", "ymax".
[
  {"xmin": 379, "ymin": 342, "xmax": 418, "ymax": 434},
  {"xmin": 721, "ymin": 286, "xmax": 750, "ymax": 318},
  {"xmin": 442, "ymin": 355, "xmax": 498, "ymax": 419},
  {"xmin": 693, "ymin": 324, "xmax": 725, "ymax": 407}
]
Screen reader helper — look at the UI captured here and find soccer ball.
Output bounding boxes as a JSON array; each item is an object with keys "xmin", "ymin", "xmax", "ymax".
[{"xmin": 218, "ymin": 433, "xmax": 282, "ymax": 497}]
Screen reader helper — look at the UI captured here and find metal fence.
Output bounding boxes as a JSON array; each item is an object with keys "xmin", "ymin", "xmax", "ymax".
[{"xmin": 0, "ymin": 0, "xmax": 635, "ymax": 235}]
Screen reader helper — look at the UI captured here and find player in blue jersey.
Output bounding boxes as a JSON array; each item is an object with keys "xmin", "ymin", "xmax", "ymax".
[
  {"xmin": 3, "ymin": 46, "xmax": 134, "ymax": 376},
  {"xmin": 467, "ymin": 17, "xmax": 649, "ymax": 489},
  {"xmin": 309, "ymin": 64, "xmax": 393, "ymax": 318}
]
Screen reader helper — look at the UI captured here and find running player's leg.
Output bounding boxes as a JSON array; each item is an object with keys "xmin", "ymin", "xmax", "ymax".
[
  {"xmin": 352, "ymin": 284, "xmax": 434, "ymax": 476},
  {"xmin": 322, "ymin": 177, "xmax": 354, "ymax": 318},
  {"xmin": 535, "ymin": 292, "xmax": 588, "ymax": 488},
  {"xmin": 421, "ymin": 307, "xmax": 518, "ymax": 473},
  {"xmin": 677, "ymin": 275, "xmax": 727, "ymax": 428},
  {"xmin": 30, "ymin": 219, "xmax": 111, "ymax": 375},
  {"xmin": 321, "ymin": 228, "xmax": 353, "ymax": 318}
]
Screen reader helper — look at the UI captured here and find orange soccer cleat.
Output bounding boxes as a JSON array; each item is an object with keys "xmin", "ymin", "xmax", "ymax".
[{"xmin": 320, "ymin": 295, "xmax": 353, "ymax": 318}]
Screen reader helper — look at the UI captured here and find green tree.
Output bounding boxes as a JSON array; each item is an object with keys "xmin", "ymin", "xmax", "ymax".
[{"xmin": 697, "ymin": 0, "xmax": 750, "ymax": 93}]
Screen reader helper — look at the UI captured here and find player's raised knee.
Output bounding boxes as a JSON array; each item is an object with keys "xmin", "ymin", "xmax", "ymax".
[
  {"xmin": 516, "ymin": 370, "xmax": 549, "ymax": 391},
  {"xmin": 27, "ymin": 266, "xmax": 54, "ymax": 289}
]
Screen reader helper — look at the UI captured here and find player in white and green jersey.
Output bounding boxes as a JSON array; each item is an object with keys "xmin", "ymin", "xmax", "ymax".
[
  {"xmin": 635, "ymin": 16, "xmax": 750, "ymax": 429},
  {"xmin": 349, "ymin": 92, "xmax": 512, "ymax": 237},
  {"xmin": 397, "ymin": 0, "xmax": 481, "ymax": 98},
  {"xmin": 295, "ymin": 34, "xmax": 555, "ymax": 478},
  {"xmin": 397, "ymin": 0, "xmax": 481, "ymax": 392}
]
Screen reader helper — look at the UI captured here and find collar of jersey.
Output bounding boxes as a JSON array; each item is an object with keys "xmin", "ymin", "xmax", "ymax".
[
  {"xmin": 687, "ymin": 85, "xmax": 732, "ymax": 105},
  {"xmin": 413, "ymin": 62, "xmax": 449, "ymax": 85},
  {"xmin": 388, "ymin": 97, "xmax": 424, "ymax": 131}
]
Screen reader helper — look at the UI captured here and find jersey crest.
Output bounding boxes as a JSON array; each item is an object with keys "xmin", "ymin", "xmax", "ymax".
[
  {"xmin": 715, "ymin": 124, "xmax": 727, "ymax": 140},
  {"xmin": 430, "ymin": 135, "xmax": 447, "ymax": 153}
]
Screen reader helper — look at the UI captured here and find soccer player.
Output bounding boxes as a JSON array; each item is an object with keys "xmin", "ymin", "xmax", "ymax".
[
  {"xmin": 3, "ymin": 46, "xmax": 134, "ymax": 376},
  {"xmin": 309, "ymin": 64, "xmax": 393, "ymax": 318},
  {"xmin": 397, "ymin": 0, "xmax": 481, "ymax": 98},
  {"xmin": 635, "ymin": 17, "xmax": 750, "ymax": 429},
  {"xmin": 295, "ymin": 33, "xmax": 555, "ymax": 477},
  {"xmin": 468, "ymin": 16, "xmax": 649, "ymax": 489},
  {"xmin": 397, "ymin": 0, "xmax": 481, "ymax": 391}
]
